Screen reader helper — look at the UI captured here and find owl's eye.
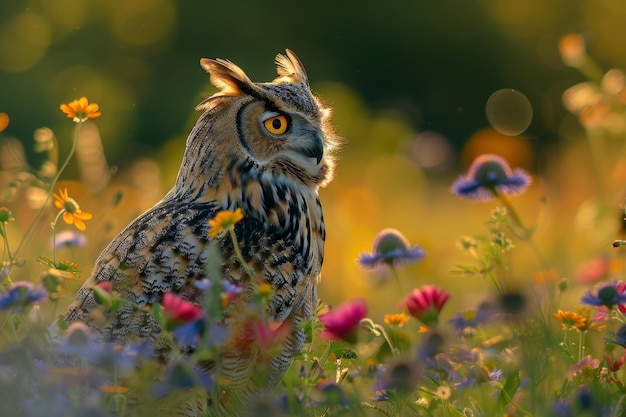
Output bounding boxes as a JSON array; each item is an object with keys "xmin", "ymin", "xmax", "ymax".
[{"xmin": 263, "ymin": 114, "xmax": 290, "ymax": 135}]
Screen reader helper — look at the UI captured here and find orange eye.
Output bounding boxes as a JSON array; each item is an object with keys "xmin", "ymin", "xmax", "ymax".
[{"xmin": 263, "ymin": 114, "xmax": 289, "ymax": 135}]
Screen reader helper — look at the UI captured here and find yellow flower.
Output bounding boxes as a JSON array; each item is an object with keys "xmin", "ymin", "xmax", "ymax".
[
  {"xmin": 383, "ymin": 313, "xmax": 410, "ymax": 327},
  {"xmin": 0, "ymin": 112, "xmax": 8, "ymax": 132},
  {"xmin": 59, "ymin": 97, "xmax": 101, "ymax": 123},
  {"xmin": 52, "ymin": 188, "xmax": 93, "ymax": 231},
  {"xmin": 554, "ymin": 309, "xmax": 587, "ymax": 331},
  {"xmin": 257, "ymin": 282, "xmax": 273, "ymax": 297},
  {"xmin": 208, "ymin": 208, "xmax": 244, "ymax": 238}
]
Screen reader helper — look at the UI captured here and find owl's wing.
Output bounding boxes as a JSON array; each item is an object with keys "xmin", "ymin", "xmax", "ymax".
[{"xmin": 64, "ymin": 200, "xmax": 220, "ymax": 345}]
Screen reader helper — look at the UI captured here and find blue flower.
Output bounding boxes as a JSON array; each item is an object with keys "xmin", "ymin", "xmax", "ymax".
[
  {"xmin": 451, "ymin": 154, "xmax": 531, "ymax": 201},
  {"xmin": 52, "ymin": 230, "xmax": 87, "ymax": 249},
  {"xmin": 358, "ymin": 228, "xmax": 425, "ymax": 269},
  {"xmin": 448, "ymin": 308, "xmax": 490, "ymax": 335},
  {"xmin": 0, "ymin": 281, "xmax": 47, "ymax": 312},
  {"xmin": 580, "ymin": 281, "xmax": 626, "ymax": 309}
]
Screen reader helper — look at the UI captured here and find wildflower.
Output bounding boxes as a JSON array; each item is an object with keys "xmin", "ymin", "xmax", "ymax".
[
  {"xmin": 53, "ymin": 230, "xmax": 87, "ymax": 249},
  {"xmin": 569, "ymin": 355, "xmax": 600, "ymax": 379},
  {"xmin": 607, "ymin": 323, "xmax": 626, "ymax": 348},
  {"xmin": 220, "ymin": 280, "xmax": 243, "ymax": 308},
  {"xmin": 319, "ymin": 298, "xmax": 367, "ymax": 343},
  {"xmin": 554, "ymin": 309, "xmax": 587, "ymax": 331},
  {"xmin": 581, "ymin": 281, "xmax": 626, "ymax": 309},
  {"xmin": 0, "ymin": 207, "xmax": 13, "ymax": 223},
  {"xmin": 230, "ymin": 317, "xmax": 291, "ymax": 355},
  {"xmin": 208, "ymin": 208, "xmax": 244, "ymax": 238},
  {"xmin": 358, "ymin": 228, "xmax": 425, "ymax": 269},
  {"xmin": 435, "ymin": 385, "xmax": 451, "ymax": 400},
  {"xmin": 93, "ymin": 282, "xmax": 115, "ymax": 309},
  {"xmin": 558, "ymin": 33, "xmax": 586, "ymax": 67},
  {"xmin": 450, "ymin": 153, "xmax": 531, "ymax": 201},
  {"xmin": 52, "ymin": 188, "xmax": 93, "ymax": 231},
  {"xmin": 383, "ymin": 313, "xmax": 410, "ymax": 327},
  {"xmin": 604, "ymin": 351, "xmax": 626, "ymax": 372},
  {"xmin": 591, "ymin": 283, "xmax": 626, "ymax": 321},
  {"xmin": 100, "ymin": 384, "xmax": 129, "ymax": 394},
  {"xmin": 404, "ymin": 285, "xmax": 450, "ymax": 327},
  {"xmin": 0, "ymin": 282, "xmax": 47, "ymax": 312},
  {"xmin": 161, "ymin": 292, "xmax": 204, "ymax": 330},
  {"xmin": 0, "ymin": 112, "xmax": 8, "ymax": 132},
  {"xmin": 448, "ymin": 308, "xmax": 490, "ymax": 336},
  {"xmin": 59, "ymin": 97, "xmax": 101, "ymax": 123}
]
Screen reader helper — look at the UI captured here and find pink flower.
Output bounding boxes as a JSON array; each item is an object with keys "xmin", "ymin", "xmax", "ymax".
[
  {"xmin": 93, "ymin": 282, "xmax": 114, "ymax": 308},
  {"xmin": 319, "ymin": 299, "xmax": 367, "ymax": 343},
  {"xmin": 162, "ymin": 292, "xmax": 204, "ymax": 329},
  {"xmin": 232, "ymin": 319, "xmax": 291, "ymax": 355},
  {"xmin": 404, "ymin": 285, "xmax": 450, "ymax": 326}
]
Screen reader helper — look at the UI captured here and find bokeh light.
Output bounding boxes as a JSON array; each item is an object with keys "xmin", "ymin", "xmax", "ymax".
[
  {"xmin": 0, "ymin": 12, "xmax": 51, "ymax": 72},
  {"xmin": 485, "ymin": 89, "xmax": 533, "ymax": 136}
]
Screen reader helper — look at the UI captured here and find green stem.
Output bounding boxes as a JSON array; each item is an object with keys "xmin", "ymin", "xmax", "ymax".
[
  {"xmin": 228, "ymin": 227, "xmax": 254, "ymax": 279},
  {"xmin": 0, "ymin": 221, "xmax": 11, "ymax": 267},
  {"xmin": 10, "ymin": 122, "xmax": 83, "ymax": 268},
  {"xmin": 389, "ymin": 264, "xmax": 404, "ymax": 296},
  {"xmin": 578, "ymin": 330, "xmax": 585, "ymax": 362},
  {"xmin": 488, "ymin": 270, "xmax": 503, "ymax": 297},
  {"xmin": 494, "ymin": 190, "xmax": 550, "ymax": 270},
  {"xmin": 51, "ymin": 210, "xmax": 64, "ymax": 265}
]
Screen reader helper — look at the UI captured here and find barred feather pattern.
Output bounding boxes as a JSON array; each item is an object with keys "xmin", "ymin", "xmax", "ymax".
[{"xmin": 63, "ymin": 50, "xmax": 339, "ymax": 416}]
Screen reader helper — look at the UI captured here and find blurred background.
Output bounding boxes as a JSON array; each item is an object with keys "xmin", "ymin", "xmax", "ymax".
[{"xmin": 2, "ymin": 0, "xmax": 626, "ymax": 316}]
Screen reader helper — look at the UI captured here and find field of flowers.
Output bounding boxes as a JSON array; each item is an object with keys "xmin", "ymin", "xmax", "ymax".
[{"xmin": 3, "ymin": 34, "xmax": 626, "ymax": 416}]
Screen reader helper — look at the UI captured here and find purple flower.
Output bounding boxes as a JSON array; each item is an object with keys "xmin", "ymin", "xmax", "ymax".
[
  {"xmin": 448, "ymin": 308, "xmax": 490, "ymax": 335},
  {"xmin": 358, "ymin": 228, "xmax": 425, "ymax": 269},
  {"xmin": 52, "ymin": 230, "xmax": 87, "ymax": 249},
  {"xmin": 581, "ymin": 281, "xmax": 626, "ymax": 309},
  {"xmin": 451, "ymin": 154, "xmax": 531, "ymax": 201},
  {"xmin": 0, "ymin": 282, "xmax": 47, "ymax": 312}
]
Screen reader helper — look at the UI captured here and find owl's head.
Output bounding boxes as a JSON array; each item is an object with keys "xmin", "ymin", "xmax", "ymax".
[{"xmin": 194, "ymin": 50, "xmax": 339, "ymax": 189}]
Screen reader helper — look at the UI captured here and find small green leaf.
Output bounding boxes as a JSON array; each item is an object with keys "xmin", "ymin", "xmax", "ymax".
[
  {"xmin": 152, "ymin": 303, "xmax": 165, "ymax": 327},
  {"xmin": 498, "ymin": 371, "xmax": 520, "ymax": 407}
]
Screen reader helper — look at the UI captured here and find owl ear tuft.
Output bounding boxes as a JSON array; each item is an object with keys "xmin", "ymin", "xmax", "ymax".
[
  {"xmin": 200, "ymin": 58, "xmax": 254, "ymax": 96},
  {"xmin": 274, "ymin": 49, "xmax": 309, "ymax": 86},
  {"xmin": 196, "ymin": 58, "xmax": 256, "ymax": 111}
]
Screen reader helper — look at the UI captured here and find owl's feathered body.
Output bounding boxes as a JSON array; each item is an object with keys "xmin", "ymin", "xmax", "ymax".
[{"xmin": 64, "ymin": 50, "xmax": 338, "ymax": 411}]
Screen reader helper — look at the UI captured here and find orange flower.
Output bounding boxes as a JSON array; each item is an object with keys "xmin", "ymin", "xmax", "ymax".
[
  {"xmin": 100, "ymin": 384, "xmax": 129, "ymax": 394},
  {"xmin": 384, "ymin": 313, "xmax": 410, "ymax": 327},
  {"xmin": 554, "ymin": 309, "xmax": 586, "ymax": 331},
  {"xmin": 59, "ymin": 97, "xmax": 101, "ymax": 123},
  {"xmin": 208, "ymin": 208, "xmax": 244, "ymax": 238},
  {"xmin": 0, "ymin": 112, "xmax": 8, "ymax": 132},
  {"xmin": 52, "ymin": 188, "xmax": 93, "ymax": 231}
]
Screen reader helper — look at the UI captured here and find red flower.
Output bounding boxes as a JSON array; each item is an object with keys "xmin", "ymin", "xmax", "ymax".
[
  {"xmin": 604, "ymin": 351, "xmax": 626, "ymax": 372},
  {"xmin": 404, "ymin": 285, "xmax": 450, "ymax": 326},
  {"xmin": 162, "ymin": 292, "xmax": 203, "ymax": 329},
  {"xmin": 319, "ymin": 299, "xmax": 367, "ymax": 343}
]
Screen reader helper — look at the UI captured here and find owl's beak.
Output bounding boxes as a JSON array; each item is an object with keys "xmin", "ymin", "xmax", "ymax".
[{"xmin": 300, "ymin": 133, "xmax": 324, "ymax": 165}]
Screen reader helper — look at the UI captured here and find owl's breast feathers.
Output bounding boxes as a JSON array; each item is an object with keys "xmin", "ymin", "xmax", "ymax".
[{"xmin": 64, "ymin": 167, "xmax": 324, "ymax": 348}]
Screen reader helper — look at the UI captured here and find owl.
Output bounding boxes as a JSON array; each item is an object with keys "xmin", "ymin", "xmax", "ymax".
[{"xmin": 63, "ymin": 50, "xmax": 339, "ymax": 413}]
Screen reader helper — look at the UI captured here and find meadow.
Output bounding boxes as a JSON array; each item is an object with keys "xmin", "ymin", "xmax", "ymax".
[{"xmin": 2, "ymin": 33, "xmax": 626, "ymax": 416}]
